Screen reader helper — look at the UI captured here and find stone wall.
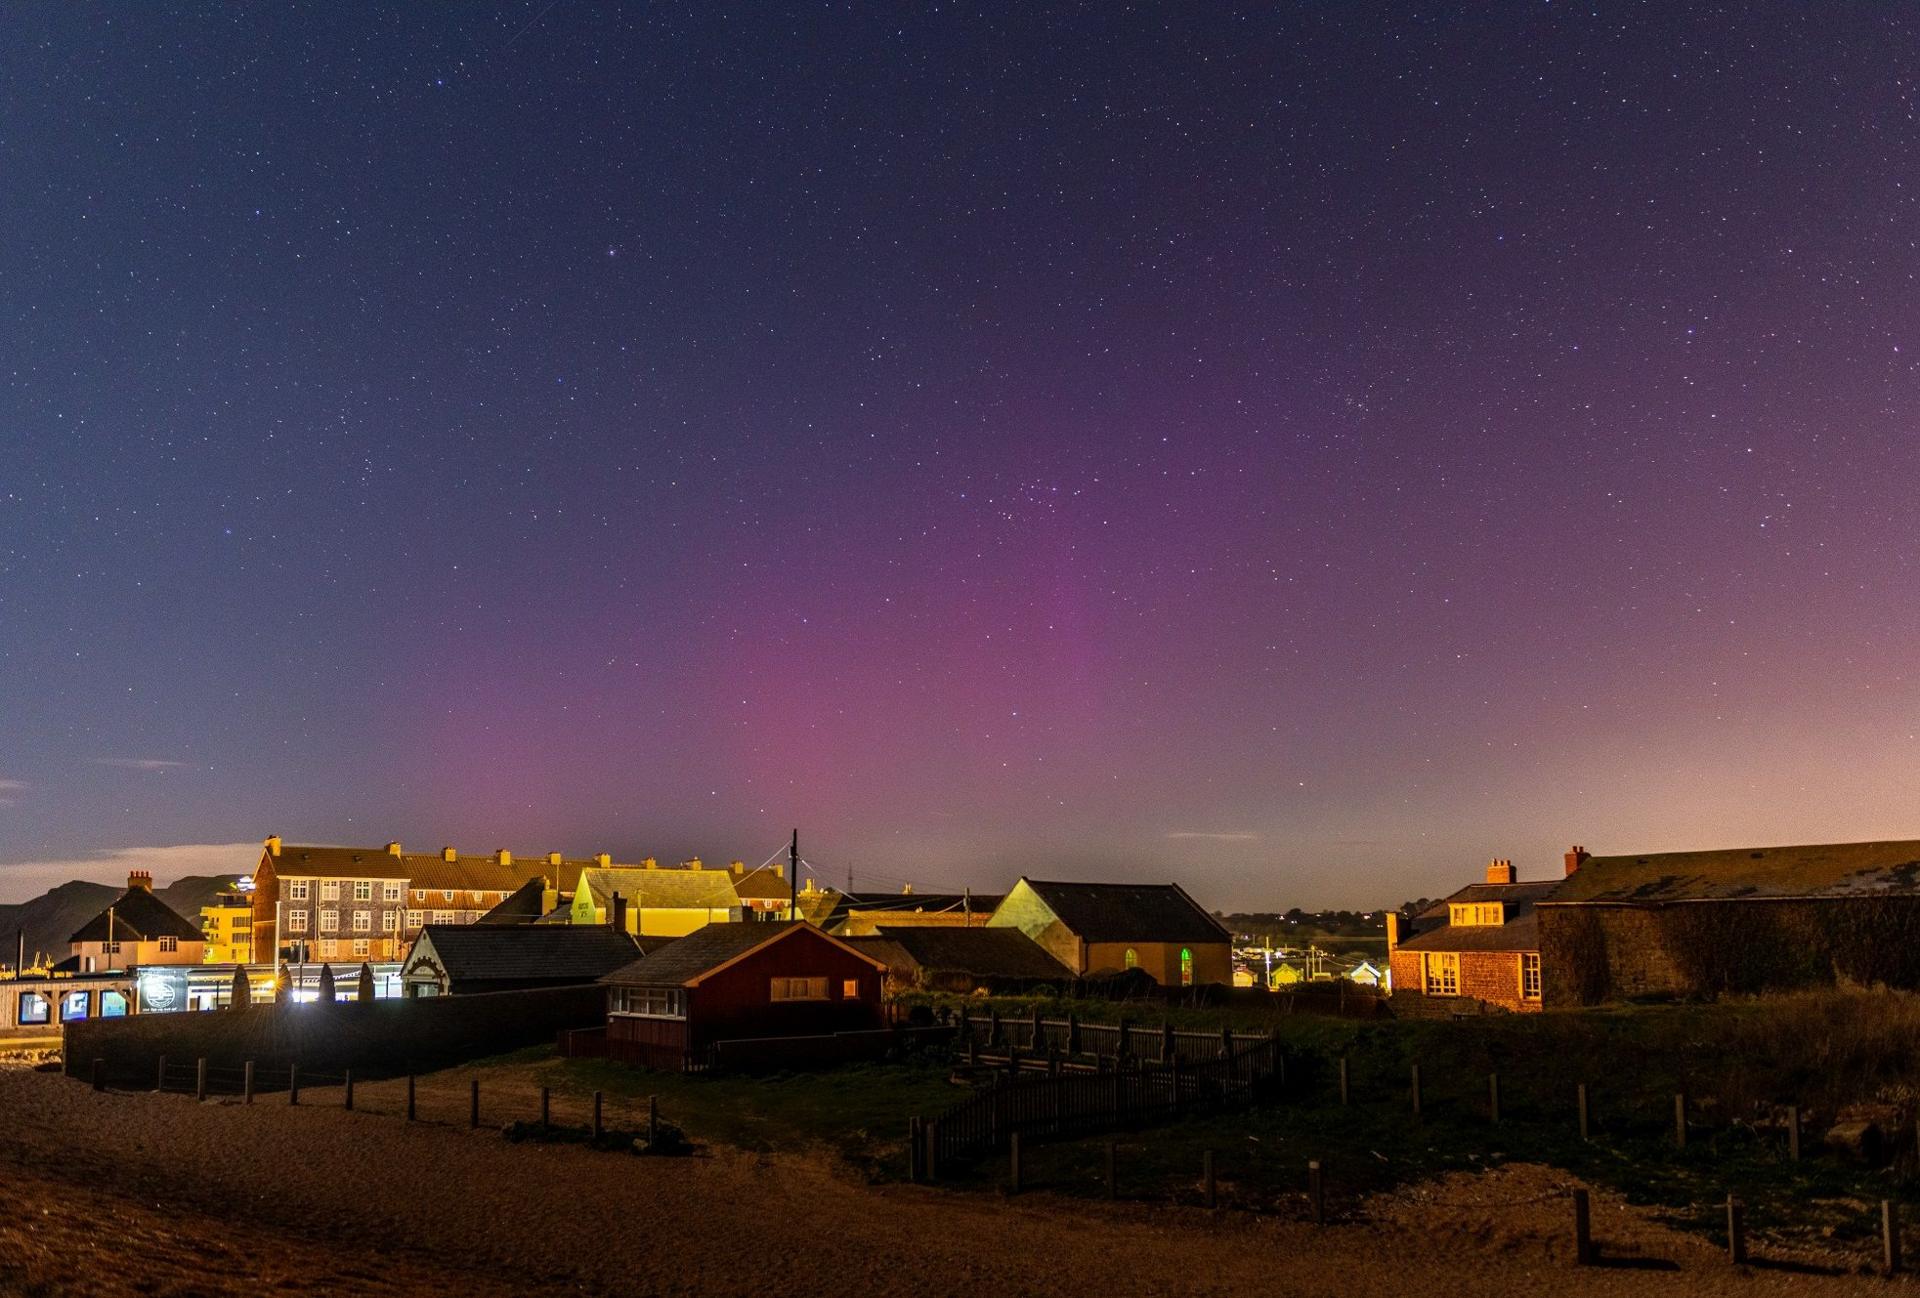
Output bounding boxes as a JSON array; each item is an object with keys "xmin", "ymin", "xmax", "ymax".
[
  {"xmin": 63, "ymin": 983, "xmax": 607, "ymax": 1087},
  {"xmin": 1389, "ymin": 948, "xmax": 1539, "ymax": 1015}
]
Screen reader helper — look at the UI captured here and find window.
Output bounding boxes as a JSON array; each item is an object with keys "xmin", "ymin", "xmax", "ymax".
[
  {"xmin": 100, "ymin": 990, "xmax": 128, "ymax": 1018},
  {"xmin": 320, "ymin": 909, "xmax": 339, "ymax": 933},
  {"xmin": 841, "ymin": 979, "xmax": 860, "ymax": 998},
  {"xmin": 102, "ymin": 940, "xmax": 122, "ymax": 955},
  {"xmin": 321, "ymin": 880, "xmax": 340, "ymax": 901},
  {"xmin": 1180, "ymin": 947, "xmax": 1194, "ymax": 986},
  {"xmin": 159, "ymin": 937, "xmax": 178, "ymax": 954},
  {"xmin": 1123, "ymin": 948, "xmax": 1138, "ymax": 969},
  {"xmin": 431, "ymin": 910, "xmax": 453, "ymax": 924},
  {"xmin": 353, "ymin": 880, "xmax": 372, "ymax": 901},
  {"xmin": 288, "ymin": 909, "xmax": 308, "ymax": 932},
  {"xmin": 18, "ymin": 992, "xmax": 50, "ymax": 1025},
  {"xmin": 1423, "ymin": 952, "xmax": 1460, "ymax": 997},
  {"xmin": 352, "ymin": 938, "xmax": 369, "ymax": 957},
  {"xmin": 770, "ymin": 976, "xmax": 828, "ymax": 1001},
  {"xmin": 406, "ymin": 910, "xmax": 423, "ymax": 929},
  {"xmin": 60, "ymin": 991, "xmax": 90, "ymax": 1021},
  {"xmin": 611, "ymin": 987, "xmax": 684, "ymax": 1018},
  {"xmin": 1520, "ymin": 953, "xmax": 1542, "ymax": 1001},
  {"xmin": 382, "ymin": 910, "xmax": 399, "ymax": 931},
  {"xmin": 1449, "ymin": 903, "xmax": 1505, "ymax": 927},
  {"xmin": 442, "ymin": 889, "xmax": 454, "ymax": 902},
  {"xmin": 413, "ymin": 889, "xmax": 427, "ymax": 902},
  {"xmin": 289, "ymin": 881, "xmax": 309, "ymax": 901},
  {"xmin": 352, "ymin": 911, "xmax": 371, "ymax": 932},
  {"xmin": 320, "ymin": 939, "xmax": 338, "ymax": 958},
  {"xmin": 383, "ymin": 881, "xmax": 402, "ymax": 902}
]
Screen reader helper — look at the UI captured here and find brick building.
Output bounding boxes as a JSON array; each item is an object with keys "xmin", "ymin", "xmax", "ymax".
[{"xmin": 1388, "ymin": 859, "xmax": 1551, "ymax": 1015}]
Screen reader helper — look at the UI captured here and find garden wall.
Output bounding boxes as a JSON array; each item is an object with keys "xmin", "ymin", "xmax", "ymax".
[{"xmin": 63, "ymin": 984, "xmax": 608, "ymax": 1087}]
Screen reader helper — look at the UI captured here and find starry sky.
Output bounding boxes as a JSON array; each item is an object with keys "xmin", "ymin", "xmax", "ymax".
[{"xmin": 3, "ymin": 4, "xmax": 1918, "ymax": 908}]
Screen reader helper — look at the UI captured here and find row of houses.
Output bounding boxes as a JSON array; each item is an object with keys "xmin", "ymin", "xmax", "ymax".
[{"xmin": 1390, "ymin": 837, "xmax": 1920, "ymax": 1014}]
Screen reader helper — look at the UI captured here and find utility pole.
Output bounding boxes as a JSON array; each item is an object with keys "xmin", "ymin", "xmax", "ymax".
[{"xmin": 789, "ymin": 829, "xmax": 799, "ymax": 922}]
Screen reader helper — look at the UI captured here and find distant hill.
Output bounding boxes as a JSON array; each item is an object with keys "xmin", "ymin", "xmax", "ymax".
[{"xmin": 0, "ymin": 874, "xmax": 240, "ymax": 970}]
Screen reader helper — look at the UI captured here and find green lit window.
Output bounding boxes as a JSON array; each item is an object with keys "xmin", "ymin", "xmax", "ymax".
[{"xmin": 1179, "ymin": 948, "xmax": 1193, "ymax": 986}]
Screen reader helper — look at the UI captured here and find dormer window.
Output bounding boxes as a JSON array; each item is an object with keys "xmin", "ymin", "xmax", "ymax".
[{"xmin": 1449, "ymin": 902, "xmax": 1505, "ymax": 927}]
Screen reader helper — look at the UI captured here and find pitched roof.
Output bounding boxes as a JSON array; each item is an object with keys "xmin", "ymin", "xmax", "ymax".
[
  {"xmin": 601, "ymin": 921, "xmax": 883, "ymax": 988},
  {"xmin": 729, "ymin": 865, "xmax": 795, "ymax": 902},
  {"xmin": 407, "ymin": 925, "xmax": 647, "ymax": 984},
  {"xmin": 1005, "ymin": 880, "xmax": 1231, "ymax": 945},
  {"xmin": 577, "ymin": 867, "xmax": 741, "ymax": 912},
  {"xmin": 1397, "ymin": 879, "xmax": 1557, "ymax": 954},
  {"xmin": 1545, "ymin": 839, "xmax": 1920, "ymax": 904},
  {"xmin": 262, "ymin": 846, "xmax": 411, "ymax": 880},
  {"xmin": 402, "ymin": 855, "xmax": 565, "ymax": 895},
  {"xmin": 866, "ymin": 926, "xmax": 1072, "ymax": 980},
  {"xmin": 70, "ymin": 886, "xmax": 204, "ymax": 944},
  {"xmin": 475, "ymin": 878, "xmax": 552, "ymax": 925}
]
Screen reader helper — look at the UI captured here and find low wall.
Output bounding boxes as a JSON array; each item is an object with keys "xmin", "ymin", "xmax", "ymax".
[{"xmin": 64, "ymin": 984, "xmax": 608, "ymax": 1087}]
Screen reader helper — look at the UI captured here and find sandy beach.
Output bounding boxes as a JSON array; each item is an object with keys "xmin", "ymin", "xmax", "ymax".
[{"xmin": 0, "ymin": 1064, "xmax": 1896, "ymax": 1297}]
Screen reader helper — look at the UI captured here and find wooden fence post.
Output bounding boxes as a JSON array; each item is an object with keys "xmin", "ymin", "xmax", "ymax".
[
  {"xmin": 1410, "ymin": 1062, "xmax": 1421, "ymax": 1119},
  {"xmin": 1308, "ymin": 1159, "xmax": 1325, "ymax": 1225},
  {"xmin": 1338, "ymin": 1054, "xmax": 1349, "ymax": 1105},
  {"xmin": 407, "ymin": 1073, "xmax": 417, "ymax": 1122},
  {"xmin": 289, "ymin": 1062, "xmax": 299, "ymax": 1106},
  {"xmin": 470, "ymin": 1077, "xmax": 480, "ymax": 1128},
  {"xmin": 925, "ymin": 1118, "xmax": 940, "ymax": 1183},
  {"xmin": 1488, "ymin": 1072, "xmax": 1500, "ymax": 1125},
  {"xmin": 1009, "ymin": 1132, "xmax": 1022, "ymax": 1194},
  {"xmin": 647, "ymin": 1094, "xmax": 658, "ymax": 1146},
  {"xmin": 1572, "ymin": 1188, "xmax": 1593, "ymax": 1264},
  {"xmin": 539, "ymin": 1086, "xmax": 550, "ymax": 1136},
  {"xmin": 593, "ymin": 1090, "xmax": 603, "ymax": 1139},
  {"xmin": 1105, "ymin": 1139, "xmax": 1117, "ymax": 1199},
  {"xmin": 1886, "ymin": 1200, "xmax": 1903, "ymax": 1276},
  {"xmin": 244, "ymin": 1060, "xmax": 255, "ymax": 1105},
  {"xmin": 1726, "ymin": 1194, "xmax": 1745, "ymax": 1264},
  {"xmin": 1066, "ymin": 1012, "xmax": 1079, "ymax": 1056},
  {"xmin": 344, "ymin": 1069, "xmax": 354, "ymax": 1111},
  {"xmin": 1204, "ymin": 1149, "xmax": 1216, "ymax": 1209},
  {"xmin": 1577, "ymin": 1083, "xmax": 1590, "ymax": 1141},
  {"xmin": 196, "ymin": 1058, "xmax": 207, "ymax": 1103},
  {"xmin": 156, "ymin": 1054, "xmax": 167, "ymax": 1093},
  {"xmin": 1787, "ymin": 1104, "xmax": 1800, "ymax": 1161},
  {"xmin": 91, "ymin": 1058, "xmax": 103, "ymax": 1092},
  {"xmin": 1030, "ymin": 1005, "xmax": 1042, "ymax": 1051},
  {"xmin": 908, "ymin": 1117, "xmax": 923, "ymax": 1183},
  {"xmin": 1161, "ymin": 1020, "xmax": 1175, "ymax": 1063},
  {"xmin": 1674, "ymin": 1092, "xmax": 1687, "ymax": 1150}
]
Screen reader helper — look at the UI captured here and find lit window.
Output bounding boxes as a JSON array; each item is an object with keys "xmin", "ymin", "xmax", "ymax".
[
  {"xmin": 841, "ymin": 978, "xmax": 860, "ymax": 998},
  {"xmin": 1123, "ymin": 948, "xmax": 1138, "ymax": 969},
  {"xmin": 100, "ymin": 991, "xmax": 128, "ymax": 1018},
  {"xmin": 1449, "ymin": 903, "xmax": 1505, "ymax": 927},
  {"xmin": 353, "ymin": 881, "xmax": 372, "ymax": 901},
  {"xmin": 60, "ymin": 991, "xmax": 90, "ymax": 1021},
  {"xmin": 18, "ymin": 992, "xmax": 50, "ymax": 1025},
  {"xmin": 1423, "ymin": 952, "xmax": 1460, "ymax": 997},
  {"xmin": 1180, "ymin": 948, "xmax": 1193, "ymax": 986},
  {"xmin": 288, "ymin": 910, "xmax": 308, "ymax": 932},
  {"xmin": 770, "ymin": 976, "xmax": 828, "ymax": 1001},
  {"xmin": 1521, "ymin": 953, "xmax": 1542, "ymax": 1001}
]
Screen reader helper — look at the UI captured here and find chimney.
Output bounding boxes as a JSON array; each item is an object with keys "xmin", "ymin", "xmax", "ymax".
[
  {"xmin": 595, "ymin": 852, "xmax": 611, "ymax": 867},
  {"xmin": 264, "ymin": 835, "xmax": 282, "ymax": 857},
  {"xmin": 1485, "ymin": 858, "xmax": 1516, "ymax": 886},
  {"xmin": 442, "ymin": 846, "xmax": 457, "ymax": 862},
  {"xmin": 1385, "ymin": 911, "xmax": 1401, "ymax": 955},
  {"xmin": 687, "ymin": 857, "xmax": 702, "ymax": 871},
  {"xmin": 610, "ymin": 892, "xmax": 628, "ymax": 933},
  {"xmin": 385, "ymin": 841, "xmax": 403, "ymax": 857},
  {"xmin": 547, "ymin": 851, "xmax": 562, "ymax": 866},
  {"xmin": 1564, "ymin": 845, "xmax": 1590, "ymax": 876},
  {"xmin": 644, "ymin": 858, "xmax": 658, "ymax": 870},
  {"xmin": 730, "ymin": 860, "xmax": 745, "ymax": 876},
  {"xmin": 494, "ymin": 849, "xmax": 512, "ymax": 866},
  {"xmin": 901, "ymin": 883, "xmax": 913, "ymax": 896},
  {"xmin": 127, "ymin": 870, "xmax": 153, "ymax": 892},
  {"xmin": 771, "ymin": 863, "xmax": 783, "ymax": 879}
]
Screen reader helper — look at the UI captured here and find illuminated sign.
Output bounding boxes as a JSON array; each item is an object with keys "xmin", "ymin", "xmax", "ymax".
[{"xmin": 137, "ymin": 968, "xmax": 188, "ymax": 1013}]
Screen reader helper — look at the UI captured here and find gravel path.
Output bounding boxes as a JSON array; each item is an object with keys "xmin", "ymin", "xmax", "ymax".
[{"xmin": 0, "ymin": 1066, "xmax": 1894, "ymax": 1296}]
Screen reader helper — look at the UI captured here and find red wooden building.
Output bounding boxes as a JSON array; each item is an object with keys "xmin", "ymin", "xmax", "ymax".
[{"xmin": 598, "ymin": 922, "xmax": 886, "ymax": 1070}]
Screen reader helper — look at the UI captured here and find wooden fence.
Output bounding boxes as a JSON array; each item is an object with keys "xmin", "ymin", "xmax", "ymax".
[
  {"xmin": 953, "ymin": 1009, "xmax": 1270, "ymax": 1065},
  {"xmin": 928, "ymin": 1033, "xmax": 1284, "ymax": 1168},
  {"xmin": 558, "ymin": 1023, "xmax": 954, "ymax": 1073}
]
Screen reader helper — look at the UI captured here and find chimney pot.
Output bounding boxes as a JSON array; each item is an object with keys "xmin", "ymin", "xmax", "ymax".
[
  {"xmin": 264, "ymin": 835, "xmax": 283, "ymax": 857},
  {"xmin": 1484, "ymin": 857, "xmax": 1517, "ymax": 886},
  {"xmin": 547, "ymin": 851, "xmax": 562, "ymax": 865},
  {"xmin": 127, "ymin": 870, "xmax": 153, "ymax": 891},
  {"xmin": 1564, "ymin": 845, "xmax": 1590, "ymax": 876}
]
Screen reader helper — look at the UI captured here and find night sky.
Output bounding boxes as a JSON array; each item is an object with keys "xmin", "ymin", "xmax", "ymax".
[{"xmin": 4, "ymin": 5, "xmax": 1917, "ymax": 908}]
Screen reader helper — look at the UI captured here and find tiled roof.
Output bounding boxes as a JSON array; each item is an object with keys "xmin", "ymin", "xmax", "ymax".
[
  {"xmin": 867, "ymin": 926, "xmax": 1072, "ymax": 979},
  {"xmin": 730, "ymin": 865, "xmax": 795, "ymax": 902},
  {"xmin": 70, "ymin": 887, "xmax": 204, "ymax": 944},
  {"xmin": 475, "ymin": 879, "xmax": 552, "ymax": 925},
  {"xmin": 577, "ymin": 867, "xmax": 741, "ymax": 912},
  {"xmin": 1546, "ymin": 839, "xmax": 1920, "ymax": 904},
  {"xmin": 1008, "ymin": 880, "xmax": 1231, "ymax": 945},
  {"xmin": 602, "ymin": 921, "xmax": 881, "ymax": 988},
  {"xmin": 1396, "ymin": 912, "xmax": 1540, "ymax": 954},
  {"xmin": 407, "ymin": 925, "xmax": 646, "ymax": 984},
  {"xmin": 262, "ymin": 846, "xmax": 411, "ymax": 880},
  {"xmin": 403, "ymin": 856, "xmax": 557, "ymax": 895}
]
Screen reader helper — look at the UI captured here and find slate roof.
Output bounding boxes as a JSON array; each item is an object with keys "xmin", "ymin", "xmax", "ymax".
[
  {"xmin": 601, "ymin": 921, "xmax": 882, "ymax": 988},
  {"xmin": 577, "ymin": 866, "xmax": 742, "ymax": 912},
  {"xmin": 867, "ymin": 926, "xmax": 1072, "ymax": 980},
  {"xmin": 730, "ymin": 865, "xmax": 796, "ymax": 902},
  {"xmin": 1009, "ymin": 880, "xmax": 1231, "ymax": 945},
  {"xmin": 475, "ymin": 878, "xmax": 553, "ymax": 925},
  {"xmin": 798, "ymin": 889, "xmax": 997, "ymax": 930},
  {"xmin": 70, "ymin": 886, "xmax": 204, "ymax": 944},
  {"xmin": 262, "ymin": 846, "xmax": 411, "ymax": 879},
  {"xmin": 1396, "ymin": 880, "xmax": 1557, "ymax": 954},
  {"xmin": 407, "ymin": 925, "xmax": 646, "ymax": 985},
  {"xmin": 1545, "ymin": 839, "xmax": 1920, "ymax": 904},
  {"xmin": 405, "ymin": 855, "xmax": 563, "ymax": 895}
]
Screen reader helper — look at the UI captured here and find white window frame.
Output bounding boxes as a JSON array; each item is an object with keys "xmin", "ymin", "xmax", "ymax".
[
  {"xmin": 383, "ymin": 881, "xmax": 402, "ymax": 902},
  {"xmin": 352, "ymin": 910, "xmax": 371, "ymax": 932},
  {"xmin": 319, "ymin": 909, "xmax": 339, "ymax": 933},
  {"xmin": 610, "ymin": 987, "xmax": 685, "ymax": 1018},
  {"xmin": 382, "ymin": 910, "xmax": 399, "ymax": 931},
  {"xmin": 319, "ymin": 938, "xmax": 338, "ymax": 958},
  {"xmin": 431, "ymin": 910, "xmax": 453, "ymax": 924},
  {"xmin": 1520, "ymin": 952, "xmax": 1542, "ymax": 1001},
  {"xmin": 406, "ymin": 909, "xmax": 423, "ymax": 929},
  {"xmin": 288, "ymin": 880, "xmax": 309, "ymax": 901},
  {"xmin": 320, "ymin": 880, "xmax": 340, "ymax": 901},
  {"xmin": 288, "ymin": 909, "xmax": 308, "ymax": 932},
  {"xmin": 351, "ymin": 938, "xmax": 370, "ymax": 958},
  {"xmin": 353, "ymin": 880, "xmax": 372, "ymax": 901}
]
